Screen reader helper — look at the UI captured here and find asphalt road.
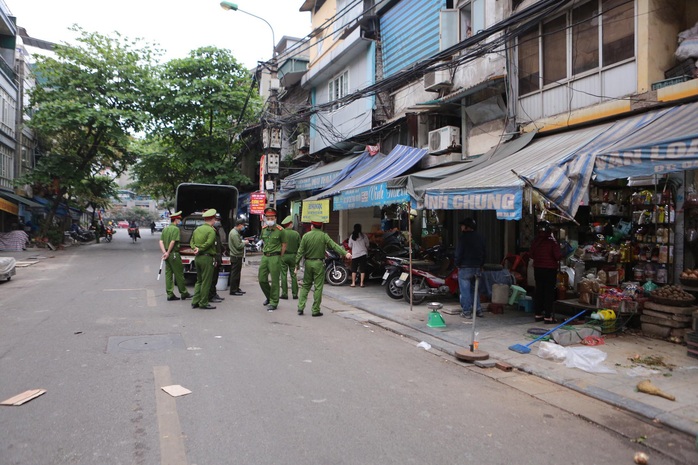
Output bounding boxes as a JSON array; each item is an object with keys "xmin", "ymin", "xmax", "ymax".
[{"xmin": 0, "ymin": 231, "xmax": 686, "ymax": 464}]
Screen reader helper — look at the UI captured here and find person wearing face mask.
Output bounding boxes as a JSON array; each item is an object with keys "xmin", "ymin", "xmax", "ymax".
[
  {"xmin": 279, "ymin": 215, "xmax": 301, "ymax": 300},
  {"xmin": 258, "ymin": 207, "xmax": 284, "ymax": 311},
  {"xmin": 207, "ymin": 213, "xmax": 228, "ymax": 303},
  {"xmin": 228, "ymin": 219, "xmax": 249, "ymax": 296},
  {"xmin": 190, "ymin": 209, "xmax": 218, "ymax": 310}
]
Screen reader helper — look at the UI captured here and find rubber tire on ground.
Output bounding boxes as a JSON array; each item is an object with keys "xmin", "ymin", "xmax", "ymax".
[
  {"xmin": 325, "ymin": 264, "xmax": 349, "ymax": 286},
  {"xmin": 385, "ymin": 274, "xmax": 404, "ymax": 300},
  {"xmin": 403, "ymin": 280, "xmax": 427, "ymax": 305}
]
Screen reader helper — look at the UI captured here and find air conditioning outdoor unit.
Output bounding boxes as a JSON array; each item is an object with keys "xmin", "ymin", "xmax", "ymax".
[
  {"xmin": 428, "ymin": 126, "xmax": 461, "ymax": 153},
  {"xmin": 296, "ymin": 134, "xmax": 309, "ymax": 150},
  {"xmin": 423, "ymin": 69, "xmax": 452, "ymax": 92},
  {"xmin": 263, "ymin": 128, "xmax": 282, "ymax": 149}
]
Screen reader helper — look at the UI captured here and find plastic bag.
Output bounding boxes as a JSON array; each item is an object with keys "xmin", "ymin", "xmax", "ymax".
[{"xmin": 537, "ymin": 341, "xmax": 616, "ymax": 373}]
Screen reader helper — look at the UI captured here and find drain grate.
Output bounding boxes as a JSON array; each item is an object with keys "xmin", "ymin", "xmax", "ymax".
[{"xmin": 106, "ymin": 334, "xmax": 186, "ymax": 354}]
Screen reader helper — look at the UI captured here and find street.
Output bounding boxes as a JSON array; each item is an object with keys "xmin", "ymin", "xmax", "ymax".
[{"xmin": 0, "ymin": 232, "xmax": 689, "ymax": 465}]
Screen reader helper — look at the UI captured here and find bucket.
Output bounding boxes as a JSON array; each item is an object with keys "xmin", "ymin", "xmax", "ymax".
[
  {"xmin": 216, "ymin": 272, "xmax": 230, "ymax": 291},
  {"xmin": 492, "ymin": 284, "xmax": 510, "ymax": 304}
]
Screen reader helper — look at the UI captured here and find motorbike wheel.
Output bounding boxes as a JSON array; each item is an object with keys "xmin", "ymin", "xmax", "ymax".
[
  {"xmin": 403, "ymin": 279, "xmax": 427, "ymax": 305},
  {"xmin": 385, "ymin": 274, "xmax": 404, "ymax": 300},
  {"xmin": 325, "ymin": 264, "xmax": 349, "ymax": 286},
  {"xmin": 105, "ymin": 234, "xmax": 112, "ymax": 243}
]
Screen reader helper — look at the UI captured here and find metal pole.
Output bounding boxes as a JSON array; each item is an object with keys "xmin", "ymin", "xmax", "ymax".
[
  {"xmin": 408, "ymin": 205, "xmax": 413, "ymax": 311},
  {"xmin": 470, "ymin": 273, "xmax": 480, "ymax": 351}
]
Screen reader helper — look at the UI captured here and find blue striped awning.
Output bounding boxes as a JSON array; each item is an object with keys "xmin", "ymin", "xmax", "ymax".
[{"xmin": 309, "ymin": 145, "xmax": 428, "ymax": 202}]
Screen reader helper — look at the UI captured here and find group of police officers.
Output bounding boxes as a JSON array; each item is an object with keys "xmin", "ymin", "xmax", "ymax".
[{"xmin": 159, "ymin": 207, "xmax": 351, "ymax": 316}]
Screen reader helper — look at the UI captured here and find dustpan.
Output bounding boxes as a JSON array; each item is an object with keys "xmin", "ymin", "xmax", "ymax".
[{"xmin": 427, "ymin": 302, "xmax": 446, "ymax": 328}]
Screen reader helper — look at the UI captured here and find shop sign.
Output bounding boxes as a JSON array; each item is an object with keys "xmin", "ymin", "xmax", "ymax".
[
  {"xmin": 0, "ymin": 197, "xmax": 18, "ymax": 215},
  {"xmin": 293, "ymin": 172, "xmax": 340, "ymax": 191},
  {"xmin": 301, "ymin": 199, "xmax": 330, "ymax": 223},
  {"xmin": 423, "ymin": 187, "xmax": 522, "ymax": 220},
  {"xmin": 595, "ymin": 138, "xmax": 698, "ymax": 181},
  {"xmin": 333, "ymin": 182, "xmax": 411, "ymax": 211},
  {"xmin": 250, "ymin": 192, "xmax": 267, "ymax": 215}
]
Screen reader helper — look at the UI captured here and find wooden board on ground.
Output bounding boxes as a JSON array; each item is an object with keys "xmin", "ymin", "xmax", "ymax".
[
  {"xmin": 640, "ymin": 315, "xmax": 689, "ymax": 328},
  {"xmin": 1, "ymin": 389, "xmax": 46, "ymax": 406}
]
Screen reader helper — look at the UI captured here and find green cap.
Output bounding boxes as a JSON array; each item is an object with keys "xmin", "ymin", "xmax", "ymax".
[
  {"xmin": 170, "ymin": 211, "xmax": 182, "ymax": 219},
  {"xmin": 281, "ymin": 215, "xmax": 292, "ymax": 225},
  {"xmin": 202, "ymin": 209, "xmax": 217, "ymax": 219}
]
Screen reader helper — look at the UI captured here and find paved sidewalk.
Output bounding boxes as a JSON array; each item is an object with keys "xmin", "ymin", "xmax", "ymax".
[{"xmin": 319, "ymin": 281, "xmax": 698, "ymax": 440}]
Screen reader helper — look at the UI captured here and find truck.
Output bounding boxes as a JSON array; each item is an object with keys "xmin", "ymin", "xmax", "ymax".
[{"xmin": 175, "ymin": 183, "xmax": 239, "ymax": 278}]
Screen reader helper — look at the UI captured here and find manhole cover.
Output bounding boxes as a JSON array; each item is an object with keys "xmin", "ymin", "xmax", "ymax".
[{"xmin": 106, "ymin": 334, "xmax": 186, "ymax": 354}]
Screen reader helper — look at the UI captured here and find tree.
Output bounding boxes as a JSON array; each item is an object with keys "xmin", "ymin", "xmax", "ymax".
[
  {"xmin": 144, "ymin": 47, "xmax": 259, "ymax": 188},
  {"xmin": 128, "ymin": 138, "xmax": 187, "ymax": 210},
  {"xmin": 21, "ymin": 27, "xmax": 159, "ymax": 236}
]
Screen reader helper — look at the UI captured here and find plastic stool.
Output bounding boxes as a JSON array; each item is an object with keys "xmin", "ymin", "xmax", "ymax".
[
  {"xmin": 508, "ymin": 285, "xmax": 527, "ymax": 305},
  {"xmin": 518, "ymin": 296, "xmax": 534, "ymax": 313}
]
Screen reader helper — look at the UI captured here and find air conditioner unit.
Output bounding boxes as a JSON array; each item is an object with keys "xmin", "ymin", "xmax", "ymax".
[
  {"xmin": 428, "ymin": 126, "xmax": 461, "ymax": 153},
  {"xmin": 423, "ymin": 69, "xmax": 451, "ymax": 92},
  {"xmin": 296, "ymin": 134, "xmax": 308, "ymax": 150},
  {"xmin": 263, "ymin": 128, "xmax": 282, "ymax": 149}
]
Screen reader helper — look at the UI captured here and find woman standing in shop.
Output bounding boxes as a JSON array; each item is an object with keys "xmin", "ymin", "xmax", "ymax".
[
  {"xmin": 348, "ymin": 223, "xmax": 370, "ymax": 287},
  {"xmin": 530, "ymin": 221, "xmax": 562, "ymax": 324}
]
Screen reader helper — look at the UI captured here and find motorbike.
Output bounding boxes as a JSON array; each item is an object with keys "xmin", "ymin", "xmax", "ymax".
[
  {"xmin": 128, "ymin": 227, "xmax": 140, "ymax": 243},
  {"xmin": 398, "ymin": 265, "xmax": 460, "ymax": 305},
  {"xmin": 381, "ymin": 245, "xmax": 453, "ymax": 300},
  {"xmin": 325, "ymin": 249, "xmax": 350, "ymax": 286},
  {"xmin": 103, "ymin": 226, "xmax": 115, "ymax": 243},
  {"xmin": 69, "ymin": 228, "xmax": 95, "ymax": 243},
  {"xmin": 244, "ymin": 235, "xmax": 261, "ymax": 253}
]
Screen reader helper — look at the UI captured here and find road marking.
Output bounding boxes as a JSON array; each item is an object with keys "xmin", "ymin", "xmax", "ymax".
[
  {"xmin": 153, "ymin": 366, "xmax": 188, "ymax": 465},
  {"xmin": 147, "ymin": 289, "xmax": 157, "ymax": 307}
]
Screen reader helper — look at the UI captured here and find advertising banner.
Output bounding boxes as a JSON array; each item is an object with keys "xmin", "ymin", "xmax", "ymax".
[{"xmin": 301, "ymin": 199, "xmax": 330, "ymax": 223}]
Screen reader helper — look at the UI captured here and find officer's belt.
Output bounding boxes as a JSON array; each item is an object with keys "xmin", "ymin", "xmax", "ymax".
[{"xmin": 264, "ymin": 252, "xmax": 281, "ymax": 256}]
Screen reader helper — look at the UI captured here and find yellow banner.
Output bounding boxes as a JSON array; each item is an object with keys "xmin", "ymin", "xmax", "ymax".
[
  {"xmin": 301, "ymin": 199, "xmax": 329, "ymax": 223},
  {"xmin": 0, "ymin": 197, "xmax": 18, "ymax": 215}
]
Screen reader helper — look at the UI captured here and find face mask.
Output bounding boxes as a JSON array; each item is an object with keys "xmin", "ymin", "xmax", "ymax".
[{"xmin": 266, "ymin": 220, "xmax": 276, "ymax": 227}]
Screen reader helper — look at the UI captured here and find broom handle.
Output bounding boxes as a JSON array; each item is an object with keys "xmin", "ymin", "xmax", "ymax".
[{"xmin": 525, "ymin": 310, "xmax": 587, "ymax": 348}]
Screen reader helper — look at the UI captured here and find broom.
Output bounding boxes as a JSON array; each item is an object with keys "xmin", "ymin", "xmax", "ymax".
[{"xmin": 508, "ymin": 310, "xmax": 586, "ymax": 354}]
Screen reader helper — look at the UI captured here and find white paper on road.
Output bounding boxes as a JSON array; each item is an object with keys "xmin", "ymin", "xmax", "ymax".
[
  {"xmin": 161, "ymin": 385, "xmax": 192, "ymax": 397},
  {"xmin": 417, "ymin": 341, "xmax": 431, "ymax": 350}
]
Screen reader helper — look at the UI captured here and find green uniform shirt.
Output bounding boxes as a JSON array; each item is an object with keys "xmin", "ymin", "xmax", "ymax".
[
  {"xmin": 261, "ymin": 224, "xmax": 284, "ymax": 254},
  {"xmin": 295, "ymin": 228, "xmax": 347, "ymax": 267},
  {"xmin": 281, "ymin": 228, "xmax": 301, "ymax": 254},
  {"xmin": 191, "ymin": 223, "xmax": 216, "ymax": 255},
  {"xmin": 161, "ymin": 224, "xmax": 181, "ymax": 252},
  {"xmin": 228, "ymin": 228, "xmax": 244, "ymax": 257}
]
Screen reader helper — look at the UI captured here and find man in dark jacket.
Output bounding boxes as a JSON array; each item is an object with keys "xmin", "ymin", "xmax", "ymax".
[
  {"xmin": 454, "ymin": 217, "xmax": 486, "ymax": 318},
  {"xmin": 530, "ymin": 221, "xmax": 562, "ymax": 323}
]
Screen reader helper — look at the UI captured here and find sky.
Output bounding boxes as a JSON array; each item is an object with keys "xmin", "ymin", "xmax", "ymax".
[{"xmin": 9, "ymin": 0, "xmax": 312, "ymax": 67}]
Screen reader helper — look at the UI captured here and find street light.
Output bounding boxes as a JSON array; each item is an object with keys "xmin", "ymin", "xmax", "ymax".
[{"xmin": 220, "ymin": 1, "xmax": 276, "ymax": 58}]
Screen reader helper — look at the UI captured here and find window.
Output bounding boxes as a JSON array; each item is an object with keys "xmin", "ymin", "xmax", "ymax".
[
  {"xmin": 602, "ymin": 0, "xmax": 634, "ymax": 66},
  {"xmin": 459, "ymin": 0, "xmax": 485, "ymax": 39},
  {"xmin": 518, "ymin": 28, "xmax": 540, "ymax": 94},
  {"xmin": 572, "ymin": 2, "xmax": 598, "ymax": 75},
  {"xmin": 517, "ymin": 0, "xmax": 635, "ymax": 95},
  {"xmin": 328, "ymin": 70, "xmax": 349, "ymax": 110}
]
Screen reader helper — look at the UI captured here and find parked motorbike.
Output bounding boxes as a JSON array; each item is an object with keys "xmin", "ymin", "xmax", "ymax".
[
  {"xmin": 325, "ymin": 249, "xmax": 351, "ymax": 286},
  {"xmin": 382, "ymin": 245, "xmax": 453, "ymax": 300},
  {"xmin": 69, "ymin": 228, "xmax": 95, "ymax": 243},
  {"xmin": 399, "ymin": 265, "xmax": 460, "ymax": 305}
]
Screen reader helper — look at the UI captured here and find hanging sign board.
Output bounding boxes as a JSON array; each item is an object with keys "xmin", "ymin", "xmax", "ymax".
[{"xmin": 250, "ymin": 192, "xmax": 267, "ymax": 215}]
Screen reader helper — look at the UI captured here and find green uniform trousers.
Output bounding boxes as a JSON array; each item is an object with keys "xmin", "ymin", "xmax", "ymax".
[
  {"xmin": 279, "ymin": 254, "xmax": 298, "ymax": 298},
  {"xmin": 298, "ymin": 260, "xmax": 325, "ymax": 315},
  {"xmin": 259, "ymin": 255, "xmax": 281, "ymax": 306},
  {"xmin": 192, "ymin": 255, "xmax": 214, "ymax": 307},
  {"xmin": 165, "ymin": 252, "xmax": 188, "ymax": 297}
]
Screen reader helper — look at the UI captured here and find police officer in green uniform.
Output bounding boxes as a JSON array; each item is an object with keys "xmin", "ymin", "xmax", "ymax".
[
  {"xmin": 158, "ymin": 211, "xmax": 191, "ymax": 301},
  {"xmin": 258, "ymin": 207, "xmax": 284, "ymax": 311},
  {"xmin": 190, "ymin": 209, "xmax": 218, "ymax": 310},
  {"xmin": 279, "ymin": 215, "xmax": 301, "ymax": 300},
  {"xmin": 295, "ymin": 221, "xmax": 351, "ymax": 316}
]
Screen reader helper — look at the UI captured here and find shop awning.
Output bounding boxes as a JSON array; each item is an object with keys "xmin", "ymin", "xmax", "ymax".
[
  {"xmin": 308, "ymin": 145, "xmax": 428, "ymax": 204},
  {"xmin": 422, "ymin": 103, "xmax": 698, "ymax": 220},
  {"xmin": 282, "ymin": 154, "xmax": 365, "ymax": 192},
  {"xmin": 0, "ymin": 191, "xmax": 43, "ymax": 208}
]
